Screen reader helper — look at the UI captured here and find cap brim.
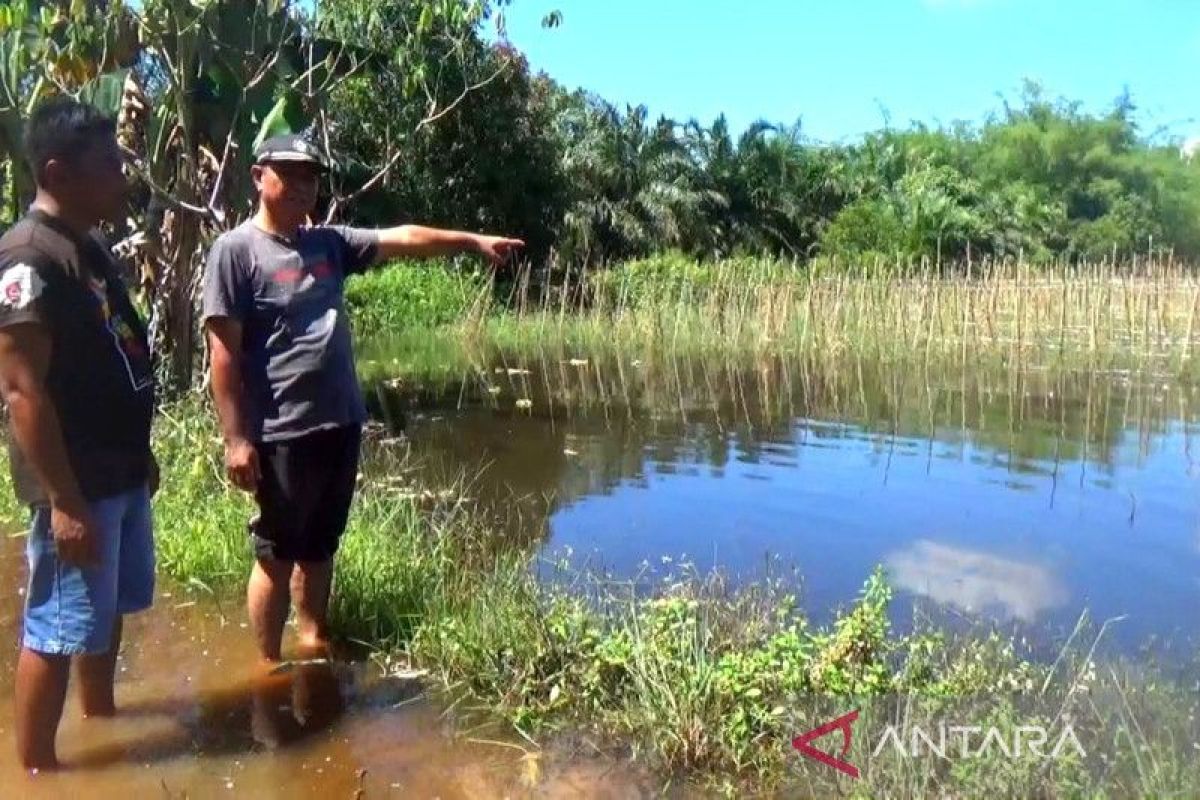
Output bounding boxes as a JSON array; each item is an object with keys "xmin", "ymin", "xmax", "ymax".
[{"xmin": 256, "ymin": 151, "xmax": 329, "ymax": 169}]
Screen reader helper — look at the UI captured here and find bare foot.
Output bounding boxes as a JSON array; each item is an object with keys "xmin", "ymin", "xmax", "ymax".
[
  {"xmin": 292, "ymin": 659, "xmax": 342, "ymax": 730},
  {"xmin": 295, "ymin": 636, "xmax": 332, "ymax": 661}
]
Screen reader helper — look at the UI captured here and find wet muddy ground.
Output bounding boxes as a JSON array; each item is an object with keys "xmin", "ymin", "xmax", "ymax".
[{"xmin": 0, "ymin": 535, "xmax": 654, "ymax": 799}]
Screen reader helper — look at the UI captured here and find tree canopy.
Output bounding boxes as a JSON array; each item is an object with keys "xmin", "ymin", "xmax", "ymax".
[{"xmin": 1, "ymin": 1, "xmax": 1197, "ymax": 386}]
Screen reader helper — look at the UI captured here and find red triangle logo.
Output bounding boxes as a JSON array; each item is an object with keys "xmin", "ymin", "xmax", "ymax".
[{"xmin": 792, "ymin": 709, "xmax": 860, "ymax": 779}]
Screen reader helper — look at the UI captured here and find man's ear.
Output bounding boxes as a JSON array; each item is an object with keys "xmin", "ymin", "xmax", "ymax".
[
  {"xmin": 250, "ymin": 164, "xmax": 264, "ymax": 189},
  {"xmin": 39, "ymin": 158, "xmax": 69, "ymax": 192}
]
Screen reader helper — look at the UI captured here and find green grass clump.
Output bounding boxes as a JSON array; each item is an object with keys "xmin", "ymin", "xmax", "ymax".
[
  {"xmin": 588, "ymin": 250, "xmax": 801, "ymax": 309},
  {"xmin": 412, "ymin": 559, "xmax": 1200, "ymax": 796},
  {"xmin": 345, "ymin": 259, "xmax": 488, "ymax": 333}
]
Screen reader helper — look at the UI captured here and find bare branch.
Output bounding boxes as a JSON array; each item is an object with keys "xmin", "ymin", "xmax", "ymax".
[
  {"xmin": 316, "ymin": 107, "xmax": 337, "ymax": 201},
  {"xmin": 307, "ymin": 34, "xmax": 315, "ymax": 96},
  {"xmin": 248, "ymin": 48, "xmax": 284, "ymax": 90},
  {"xmin": 310, "ymin": 38, "xmax": 378, "ymax": 98},
  {"xmin": 320, "ymin": 59, "xmax": 369, "ymax": 98},
  {"xmin": 111, "ymin": 230, "xmax": 147, "ymax": 259},
  {"xmin": 291, "ymin": 44, "xmax": 343, "ymax": 94},
  {"xmin": 206, "ymin": 109, "xmax": 242, "ymax": 217},
  {"xmin": 205, "ymin": 31, "xmax": 288, "ymax": 217},
  {"xmin": 320, "ymin": 43, "xmax": 513, "ymax": 222},
  {"xmin": 323, "ymin": 147, "xmax": 402, "ymax": 224},
  {"xmin": 120, "ymin": 143, "xmax": 215, "ymax": 220},
  {"xmin": 286, "ymin": 44, "xmax": 325, "ymax": 94},
  {"xmin": 415, "ymin": 58, "xmax": 509, "ymax": 132}
]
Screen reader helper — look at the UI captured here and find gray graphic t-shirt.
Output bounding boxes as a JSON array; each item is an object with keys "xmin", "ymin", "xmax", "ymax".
[{"xmin": 201, "ymin": 220, "xmax": 379, "ymax": 442}]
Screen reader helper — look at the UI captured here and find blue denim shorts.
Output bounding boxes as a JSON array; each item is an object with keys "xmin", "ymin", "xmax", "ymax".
[{"xmin": 23, "ymin": 485, "xmax": 155, "ymax": 656}]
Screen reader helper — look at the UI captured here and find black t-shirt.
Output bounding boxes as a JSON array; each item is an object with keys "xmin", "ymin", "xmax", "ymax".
[{"xmin": 0, "ymin": 209, "xmax": 155, "ymax": 506}]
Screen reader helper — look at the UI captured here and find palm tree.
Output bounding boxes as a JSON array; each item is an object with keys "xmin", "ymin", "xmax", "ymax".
[
  {"xmin": 684, "ymin": 116, "xmax": 848, "ymax": 258},
  {"xmin": 556, "ymin": 96, "xmax": 719, "ymax": 265}
]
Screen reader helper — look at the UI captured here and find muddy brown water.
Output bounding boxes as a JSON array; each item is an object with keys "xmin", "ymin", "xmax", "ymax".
[{"xmin": 0, "ymin": 535, "xmax": 655, "ymax": 798}]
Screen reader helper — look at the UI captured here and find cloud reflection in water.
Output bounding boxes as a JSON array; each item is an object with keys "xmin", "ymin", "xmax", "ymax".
[{"xmin": 887, "ymin": 539, "xmax": 1067, "ymax": 622}]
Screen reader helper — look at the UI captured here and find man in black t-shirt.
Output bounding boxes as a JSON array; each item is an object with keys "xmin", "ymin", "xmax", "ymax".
[
  {"xmin": 202, "ymin": 135, "xmax": 522, "ymax": 665},
  {"xmin": 0, "ymin": 98, "xmax": 157, "ymax": 770}
]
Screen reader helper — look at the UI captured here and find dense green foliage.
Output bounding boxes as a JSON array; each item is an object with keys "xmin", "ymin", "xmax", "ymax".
[
  {"xmin": 5, "ymin": 3, "xmax": 1196, "ymax": 322},
  {"xmin": 2, "ymin": 5, "xmax": 1198, "ymax": 793},
  {"xmin": 460, "ymin": 80, "xmax": 1200, "ymax": 266},
  {"xmin": 343, "ymin": 259, "xmax": 486, "ymax": 332},
  {"xmin": 317, "ymin": 0, "xmax": 1200, "ymax": 270}
]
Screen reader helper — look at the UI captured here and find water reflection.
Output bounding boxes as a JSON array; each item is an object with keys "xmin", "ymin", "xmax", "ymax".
[
  {"xmin": 63, "ymin": 658, "xmax": 359, "ymax": 770},
  {"xmin": 367, "ymin": 349, "xmax": 1194, "ymax": 481},
  {"xmin": 251, "ymin": 660, "xmax": 345, "ymax": 750},
  {"xmin": 363, "ymin": 346, "xmax": 1200, "ymax": 648},
  {"xmin": 886, "ymin": 539, "xmax": 1068, "ymax": 622},
  {"xmin": 0, "ymin": 529, "xmax": 654, "ymax": 796}
]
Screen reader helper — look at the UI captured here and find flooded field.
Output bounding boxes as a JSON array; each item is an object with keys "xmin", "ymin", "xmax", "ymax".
[
  {"xmin": 366, "ymin": 346, "xmax": 1200, "ymax": 654},
  {"xmin": 0, "ymin": 535, "xmax": 653, "ymax": 797},
  {"xmin": 4, "ymin": 342, "xmax": 1200, "ymax": 795}
]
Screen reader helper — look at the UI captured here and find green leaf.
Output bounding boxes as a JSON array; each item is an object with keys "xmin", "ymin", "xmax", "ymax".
[
  {"xmin": 77, "ymin": 68, "xmax": 130, "ymax": 118},
  {"xmin": 252, "ymin": 90, "xmax": 307, "ymax": 151},
  {"xmin": 147, "ymin": 101, "xmax": 173, "ymax": 166},
  {"xmin": 204, "ymin": 61, "xmax": 238, "ymax": 103}
]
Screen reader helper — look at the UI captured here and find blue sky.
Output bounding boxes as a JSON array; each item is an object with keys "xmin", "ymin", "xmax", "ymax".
[{"xmin": 497, "ymin": 0, "xmax": 1199, "ymax": 144}]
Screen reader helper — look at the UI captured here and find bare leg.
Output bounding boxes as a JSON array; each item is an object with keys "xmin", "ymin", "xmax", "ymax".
[
  {"xmin": 76, "ymin": 616, "xmax": 123, "ymax": 717},
  {"xmin": 290, "ymin": 559, "xmax": 334, "ymax": 655},
  {"xmin": 15, "ymin": 648, "xmax": 70, "ymax": 770},
  {"xmin": 248, "ymin": 558, "xmax": 293, "ymax": 662}
]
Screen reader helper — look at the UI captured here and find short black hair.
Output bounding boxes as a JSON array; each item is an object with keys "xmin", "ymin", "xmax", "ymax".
[{"xmin": 24, "ymin": 97, "xmax": 117, "ymax": 186}]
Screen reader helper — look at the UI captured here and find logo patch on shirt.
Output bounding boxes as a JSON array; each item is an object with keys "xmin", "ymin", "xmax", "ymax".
[
  {"xmin": 0, "ymin": 263, "xmax": 45, "ymax": 310},
  {"xmin": 87, "ymin": 275, "xmax": 153, "ymax": 392},
  {"xmin": 309, "ymin": 260, "xmax": 333, "ymax": 280}
]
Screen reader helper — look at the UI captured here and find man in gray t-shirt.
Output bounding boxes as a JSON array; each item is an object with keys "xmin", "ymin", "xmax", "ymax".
[
  {"xmin": 201, "ymin": 134, "xmax": 522, "ymax": 664},
  {"xmin": 203, "ymin": 220, "xmax": 378, "ymax": 442}
]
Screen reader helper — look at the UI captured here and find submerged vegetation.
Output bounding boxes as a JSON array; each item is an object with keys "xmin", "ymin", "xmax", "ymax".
[
  {"xmin": 0, "ymin": 261, "xmax": 1191, "ymax": 795},
  {"xmin": 2, "ymin": 251, "xmax": 1197, "ymax": 792},
  {"xmin": 494, "ymin": 254, "xmax": 1200, "ymax": 376},
  {"xmin": 354, "ymin": 252, "xmax": 1200, "ymax": 383},
  {"xmin": 328, "ymin": 259, "xmax": 1200, "ymax": 791}
]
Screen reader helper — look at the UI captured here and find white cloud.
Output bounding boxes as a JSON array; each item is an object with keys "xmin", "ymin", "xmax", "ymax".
[{"xmin": 887, "ymin": 539, "xmax": 1066, "ymax": 622}]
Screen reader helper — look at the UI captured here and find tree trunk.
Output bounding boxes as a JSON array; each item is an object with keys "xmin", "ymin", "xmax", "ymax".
[{"xmin": 162, "ymin": 213, "xmax": 201, "ymax": 392}]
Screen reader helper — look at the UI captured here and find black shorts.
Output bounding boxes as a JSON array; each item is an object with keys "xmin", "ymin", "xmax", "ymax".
[{"xmin": 250, "ymin": 425, "xmax": 361, "ymax": 562}]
